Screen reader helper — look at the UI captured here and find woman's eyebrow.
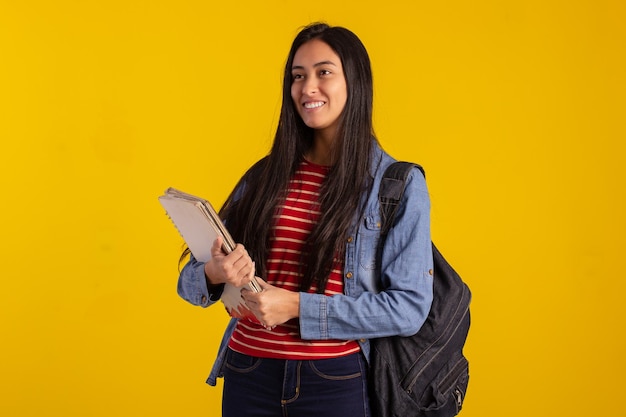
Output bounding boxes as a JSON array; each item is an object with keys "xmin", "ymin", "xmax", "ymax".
[{"xmin": 292, "ymin": 60, "xmax": 338, "ymax": 71}]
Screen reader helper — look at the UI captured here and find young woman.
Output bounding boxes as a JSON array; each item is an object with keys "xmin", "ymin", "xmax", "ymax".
[{"xmin": 177, "ymin": 22, "xmax": 434, "ymax": 417}]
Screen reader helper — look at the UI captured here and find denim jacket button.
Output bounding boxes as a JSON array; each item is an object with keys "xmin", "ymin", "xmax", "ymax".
[
  {"xmin": 347, "ymin": 236, "xmax": 353, "ymax": 243},
  {"xmin": 201, "ymin": 295, "xmax": 208, "ymax": 304},
  {"xmin": 346, "ymin": 272, "xmax": 353, "ymax": 279}
]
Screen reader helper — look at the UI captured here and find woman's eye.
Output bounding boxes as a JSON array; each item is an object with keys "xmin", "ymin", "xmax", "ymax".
[
  {"xmin": 292, "ymin": 73, "xmax": 304, "ymax": 80},
  {"xmin": 320, "ymin": 69, "xmax": 331, "ymax": 76}
]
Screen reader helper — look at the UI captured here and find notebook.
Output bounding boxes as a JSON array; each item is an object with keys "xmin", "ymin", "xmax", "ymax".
[{"xmin": 158, "ymin": 187, "xmax": 261, "ymax": 322}]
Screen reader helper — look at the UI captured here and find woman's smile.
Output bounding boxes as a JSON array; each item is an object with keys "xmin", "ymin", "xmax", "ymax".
[{"xmin": 303, "ymin": 101, "xmax": 326, "ymax": 110}]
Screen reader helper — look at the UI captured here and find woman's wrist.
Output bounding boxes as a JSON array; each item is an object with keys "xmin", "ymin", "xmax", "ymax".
[
  {"xmin": 203, "ymin": 263, "xmax": 224, "ymax": 300},
  {"xmin": 291, "ymin": 292, "xmax": 301, "ymax": 319},
  {"xmin": 203, "ymin": 260, "xmax": 220, "ymax": 286}
]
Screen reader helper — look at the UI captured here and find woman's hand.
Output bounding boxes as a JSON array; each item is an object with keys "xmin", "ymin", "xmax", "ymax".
[
  {"xmin": 241, "ymin": 280, "xmax": 300, "ymax": 329},
  {"xmin": 203, "ymin": 236, "xmax": 254, "ymax": 288}
]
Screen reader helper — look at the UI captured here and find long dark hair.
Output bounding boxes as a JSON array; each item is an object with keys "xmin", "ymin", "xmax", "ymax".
[{"xmin": 221, "ymin": 22, "xmax": 377, "ymax": 293}]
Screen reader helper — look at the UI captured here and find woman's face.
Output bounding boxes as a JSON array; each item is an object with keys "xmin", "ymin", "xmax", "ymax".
[{"xmin": 291, "ymin": 39, "xmax": 348, "ymax": 140}]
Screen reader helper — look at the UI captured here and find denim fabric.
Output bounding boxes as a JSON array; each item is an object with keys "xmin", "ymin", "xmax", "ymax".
[
  {"xmin": 177, "ymin": 143, "xmax": 434, "ymax": 386},
  {"xmin": 222, "ymin": 349, "xmax": 370, "ymax": 417}
]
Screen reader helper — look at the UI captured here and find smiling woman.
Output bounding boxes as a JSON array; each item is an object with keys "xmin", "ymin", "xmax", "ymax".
[{"xmin": 176, "ymin": 22, "xmax": 434, "ymax": 417}]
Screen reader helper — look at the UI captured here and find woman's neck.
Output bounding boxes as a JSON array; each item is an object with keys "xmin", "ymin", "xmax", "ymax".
[{"xmin": 306, "ymin": 131, "xmax": 336, "ymax": 166}]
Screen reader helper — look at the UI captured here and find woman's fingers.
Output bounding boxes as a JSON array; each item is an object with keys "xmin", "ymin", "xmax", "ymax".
[{"xmin": 228, "ymin": 245, "xmax": 253, "ymax": 286}]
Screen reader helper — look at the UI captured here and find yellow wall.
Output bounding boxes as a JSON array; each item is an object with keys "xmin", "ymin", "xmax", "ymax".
[{"xmin": 1, "ymin": 1, "xmax": 624, "ymax": 416}]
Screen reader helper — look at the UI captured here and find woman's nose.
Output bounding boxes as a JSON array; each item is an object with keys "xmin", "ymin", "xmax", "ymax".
[{"xmin": 302, "ymin": 77, "xmax": 318, "ymax": 95}]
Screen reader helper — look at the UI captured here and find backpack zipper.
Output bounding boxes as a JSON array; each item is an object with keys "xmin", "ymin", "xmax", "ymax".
[{"xmin": 454, "ymin": 388, "xmax": 463, "ymax": 408}]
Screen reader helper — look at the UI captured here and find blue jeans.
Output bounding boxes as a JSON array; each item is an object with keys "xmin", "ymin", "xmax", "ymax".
[{"xmin": 222, "ymin": 349, "xmax": 371, "ymax": 417}]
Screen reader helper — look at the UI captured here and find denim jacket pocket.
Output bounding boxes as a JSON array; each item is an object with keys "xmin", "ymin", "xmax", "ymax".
[{"xmin": 358, "ymin": 213, "xmax": 382, "ymax": 270}]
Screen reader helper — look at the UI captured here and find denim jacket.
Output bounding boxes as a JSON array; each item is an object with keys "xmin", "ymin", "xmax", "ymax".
[{"xmin": 177, "ymin": 144, "xmax": 434, "ymax": 386}]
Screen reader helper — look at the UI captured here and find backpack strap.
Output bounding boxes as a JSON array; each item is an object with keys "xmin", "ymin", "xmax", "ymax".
[{"xmin": 379, "ymin": 162, "xmax": 425, "ymax": 237}]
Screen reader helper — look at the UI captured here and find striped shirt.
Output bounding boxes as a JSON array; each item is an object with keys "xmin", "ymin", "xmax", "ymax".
[{"xmin": 228, "ymin": 160, "xmax": 361, "ymax": 359}]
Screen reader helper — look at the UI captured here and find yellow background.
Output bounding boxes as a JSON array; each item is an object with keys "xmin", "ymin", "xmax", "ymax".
[{"xmin": 1, "ymin": 1, "xmax": 624, "ymax": 416}]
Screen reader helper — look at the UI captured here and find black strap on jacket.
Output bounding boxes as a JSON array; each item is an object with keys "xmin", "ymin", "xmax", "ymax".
[{"xmin": 379, "ymin": 162, "xmax": 424, "ymax": 236}]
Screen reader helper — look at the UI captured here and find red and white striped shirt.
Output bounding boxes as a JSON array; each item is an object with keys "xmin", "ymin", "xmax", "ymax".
[{"xmin": 228, "ymin": 160, "xmax": 360, "ymax": 359}]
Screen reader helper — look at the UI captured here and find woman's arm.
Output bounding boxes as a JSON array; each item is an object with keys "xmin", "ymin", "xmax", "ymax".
[{"xmin": 299, "ymin": 168, "xmax": 434, "ymax": 340}]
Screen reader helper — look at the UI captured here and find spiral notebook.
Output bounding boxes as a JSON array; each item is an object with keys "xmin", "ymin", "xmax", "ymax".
[{"xmin": 158, "ymin": 187, "xmax": 261, "ymax": 322}]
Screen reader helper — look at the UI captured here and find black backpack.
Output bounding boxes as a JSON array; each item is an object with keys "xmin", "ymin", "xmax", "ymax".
[{"xmin": 369, "ymin": 162, "xmax": 471, "ymax": 417}]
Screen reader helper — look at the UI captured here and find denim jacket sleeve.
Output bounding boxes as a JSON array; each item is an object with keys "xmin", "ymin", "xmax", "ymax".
[
  {"xmin": 177, "ymin": 254, "xmax": 224, "ymax": 307},
  {"xmin": 299, "ymin": 160, "xmax": 434, "ymax": 342}
]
